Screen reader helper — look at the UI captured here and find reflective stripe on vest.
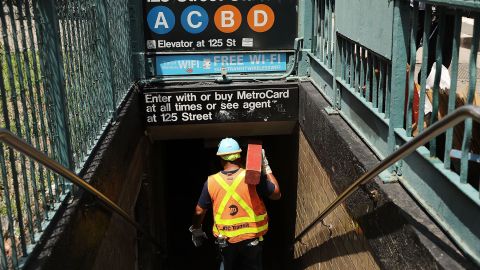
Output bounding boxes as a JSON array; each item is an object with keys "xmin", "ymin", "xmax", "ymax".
[
  {"xmin": 213, "ymin": 223, "xmax": 269, "ymax": 238},
  {"xmin": 212, "ymin": 172, "xmax": 267, "ymax": 226}
]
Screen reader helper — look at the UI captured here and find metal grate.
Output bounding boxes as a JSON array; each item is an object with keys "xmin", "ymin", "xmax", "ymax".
[
  {"xmin": 0, "ymin": 0, "xmax": 135, "ymax": 268},
  {"xmin": 0, "ymin": 1, "xmax": 62, "ymax": 268},
  {"xmin": 105, "ymin": 0, "xmax": 133, "ymax": 108},
  {"xmin": 337, "ymin": 35, "xmax": 392, "ymax": 118},
  {"xmin": 404, "ymin": 3, "xmax": 480, "ymax": 185},
  {"xmin": 311, "ymin": 0, "xmax": 335, "ymax": 70}
]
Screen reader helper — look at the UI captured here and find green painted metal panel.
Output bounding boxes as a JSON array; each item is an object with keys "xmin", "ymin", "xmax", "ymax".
[
  {"xmin": 420, "ymin": 0, "xmax": 480, "ymax": 10},
  {"xmin": 298, "ymin": 0, "xmax": 314, "ymax": 77},
  {"xmin": 443, "ymin": 14, "xmax": 462, "ymax": 170},
  {"xmin": 336, "ymin": 0, "xmax": 394, "ymax": 59},
  {"xmin": 396, "ymin": 130, "xmax": 480, "ymax": 266},
  {"xmin": 388, "ymin": 0, "xmax": 409, "ymax": 158},
  {"xmin": 309, "ymin": 54, "xmax": 335, "ymax": 102}
]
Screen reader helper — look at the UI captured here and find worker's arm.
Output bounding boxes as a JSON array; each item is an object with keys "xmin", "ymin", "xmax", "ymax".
[
  {"xmin": 262, "ymin": 149, "xmax": 281, "ymax": 200},
  {"xmin": 189, "ymin": 207, "xmax": 207, "ymax": 247},
  {"xmin": 192, "ymin": 204, "xmax": 207, "ymax": 229},
  {"xmin": 189, "ymin": 183, "xmax": 210, "ymax": 247},
  {"xmin": 266, "ymin": 173, "xmax": 281, "ymax": 200}
]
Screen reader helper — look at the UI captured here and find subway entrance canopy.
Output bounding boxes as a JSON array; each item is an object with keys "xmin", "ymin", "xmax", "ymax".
[
  {"xmin": 144, "ymin": 0, "xmax": 297, "ymax": 52},
  {"xmin": 141, "ymin": 0, "xmax": 300, "ymax": 139},
  {"xmin": 143, "ymin": 0, "xmax": 298, "ymax": 76}
]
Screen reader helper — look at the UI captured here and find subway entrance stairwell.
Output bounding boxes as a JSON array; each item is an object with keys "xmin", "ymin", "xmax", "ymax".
[
  {"xmin": 139, "ymin": 135, "xmax": 299, "ymax": 269},
  {"xmin": 0, "ymin": 0, "xmax": 479, "ymax": 269}
]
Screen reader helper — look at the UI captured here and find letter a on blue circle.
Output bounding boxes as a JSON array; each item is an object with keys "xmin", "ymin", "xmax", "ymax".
[
  {"xmin": 181, "ymin": 5, "xmax": 208, "ymax": 34},
  {"xmin": 147, "ymin": 6, "xmax": 175, "ymax": 35}
]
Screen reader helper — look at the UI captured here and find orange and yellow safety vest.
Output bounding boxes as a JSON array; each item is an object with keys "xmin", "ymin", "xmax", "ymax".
[{"xmin": 207, "ymin": 168, "xmax": 268, "ymax": 243}]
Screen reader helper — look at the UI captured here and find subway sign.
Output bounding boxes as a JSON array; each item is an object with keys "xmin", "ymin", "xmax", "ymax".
[
  {"xmin": 142, "ymin": 83, "xmax": 298, "ymax": 126},
  {"xmin": 144, "ymin": 0, "xmax": 298, "ymax": 52},
  {"xmin": 155, "ymin": 53, "xmax": 287, "ymax": 75}
]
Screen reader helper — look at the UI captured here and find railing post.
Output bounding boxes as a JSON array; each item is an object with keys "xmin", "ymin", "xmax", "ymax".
[
  {"xmin": 299, "ymin": 0, "xmax": 313, "ymax": 51},
  {"xmin": 297, "ymin": 0, "xmax": 314, "ymax": 77},
  {"xmin": 129, "ymin": 0, "xmax": 146, "ymax": 80},
  {"xmin": 387, "ymin": 0, "xmax": 409, "ymax": 160},
  {"xmin": 35, "ymin": 0, "xmax": 74, "ymax": 170},
  {"xmin": 94, "ymin": 0, "xmax": 116, "ymax": 117},
  {"xmin": 332, "ymin": 31, "xmax": 340, "ymax": 111}
]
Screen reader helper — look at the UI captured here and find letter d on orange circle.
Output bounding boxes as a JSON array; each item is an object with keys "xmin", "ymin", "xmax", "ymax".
[
  {"xmin": 214, "ymin": 5, "xmax": 242, "ymax": 33},
  {"xmin": 247, "ymin": 4, "xmax": 274, "ymax": 33}
]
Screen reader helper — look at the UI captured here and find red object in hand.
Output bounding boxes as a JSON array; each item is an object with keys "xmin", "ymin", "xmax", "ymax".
[{"xmin": 245, "ymin": 140, "xmax": 262, "ymax": 185}]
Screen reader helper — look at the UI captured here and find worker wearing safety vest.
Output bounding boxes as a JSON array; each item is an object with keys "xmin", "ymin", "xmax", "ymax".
[{"xmin": 189, "ymin": 138, "xmax": 281, "ymax": 270}]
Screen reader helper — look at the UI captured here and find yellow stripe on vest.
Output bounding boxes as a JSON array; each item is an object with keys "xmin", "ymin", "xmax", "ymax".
[
  {"xmin": 214, "ymin": 172, "xmax": 247, "ymax": 222},
  {"xmin": 213, "ymin": 171, "xmax": 266, "ymax": 227},
  {"xmin": 213, "ymin": 223, "xmax": 269, "ymax": 238}
]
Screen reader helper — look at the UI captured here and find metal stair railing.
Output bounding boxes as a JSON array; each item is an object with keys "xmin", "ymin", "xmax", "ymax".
[
  {"xmin": 0, "ymin": 128, "xmax": 162, "ymax": 252},
  {"xmin": 292, "ymin": 105, "xmax": 480, "ymax": 263}
]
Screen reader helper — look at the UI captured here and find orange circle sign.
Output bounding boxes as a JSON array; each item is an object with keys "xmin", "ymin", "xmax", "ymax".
[
  {"xmin": 247, "ymin": 4, "xmax": 275, "ymax": 33},
  {"xmin": 214, "ymin": 5, "xmax": 242, "ymax": 33}
]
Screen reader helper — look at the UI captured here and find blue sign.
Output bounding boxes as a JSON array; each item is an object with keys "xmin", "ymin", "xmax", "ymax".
[
  {"xmin": 147, "ymin": 6, "xmax": 175, "ymax": 35},
  {"xmin": 180, "ymin": 5, "xmax": 209, "ymax": 34},
  {"xmin": 156, "ymin": 53, "xmax": 287, "ymax": 75}
]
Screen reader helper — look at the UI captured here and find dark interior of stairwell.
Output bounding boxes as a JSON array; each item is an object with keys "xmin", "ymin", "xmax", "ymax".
[{"xmin": 136, "ymin": 132, "xmax": 299, "ymax": 270}]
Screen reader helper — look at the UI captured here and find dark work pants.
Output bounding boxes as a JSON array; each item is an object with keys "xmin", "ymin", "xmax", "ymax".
[{"xmin": 220, "ymin": 239, "xmax": 263, "ymax": 270}]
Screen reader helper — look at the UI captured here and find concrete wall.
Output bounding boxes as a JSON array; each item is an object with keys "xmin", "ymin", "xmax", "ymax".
[{"xmin": 26, "ymin": 89, "xmax": 147, "ymax": 270}]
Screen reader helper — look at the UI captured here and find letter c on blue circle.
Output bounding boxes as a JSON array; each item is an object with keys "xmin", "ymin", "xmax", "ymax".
[
  {"xmin": 181, "ymin": 5, "xmax": 208, "ymax": 34},
  {"xmin": 147, "ymin": 6, "xmax": 175, "ymax": 35}
]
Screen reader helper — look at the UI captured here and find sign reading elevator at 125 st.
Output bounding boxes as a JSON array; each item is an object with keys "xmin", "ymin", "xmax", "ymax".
[
  {"xmin": 144, "ymin": 0, "xmax": 298, "ymax": 52},
  {"xmin": 143, "ymin": 87, "xmax": 298, "ymax": 125}
]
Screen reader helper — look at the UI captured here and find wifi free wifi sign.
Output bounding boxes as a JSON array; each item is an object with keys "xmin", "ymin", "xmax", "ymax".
[{"xmin": 144, "ymin": 0, "xmax": 298, "ymax": 52}]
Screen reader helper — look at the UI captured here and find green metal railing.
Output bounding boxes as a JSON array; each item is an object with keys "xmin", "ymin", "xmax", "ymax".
[
  {"xmin": 390, "ymin": 1, "xmax": 479, "ymax": 196},
  {"xmin": 300, "ymin": 0, "xmax": 480, "ymax": 265},
  {"xmin": 311, "ymin": 0, "xmax": 334, "ymax": 70},
  {"xmin": 56, "ymin": 0, "xmax": 134, "ymax": 169},
  {"xmin": 0, "ymin": 0, "xmax": 137, "ymax": 268},
  {"xmin": 403, "ymin": 3, "xmax": 480, "ymax": 182},
  {"xmin": 335, "ymin": 35, "xmax": 392, "ymax": 118},
  {"xmin": 0, "ymin": 128, "xmax": 161, "ymax": 253},
  {"xmin": 293, "ymin": 105, "xmax": 480, "ymax": 263}
]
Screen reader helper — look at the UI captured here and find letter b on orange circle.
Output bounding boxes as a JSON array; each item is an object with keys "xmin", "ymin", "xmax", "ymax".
[
  {"xmin": 247, "ymin": 4, "xmax": 275, "ymax": 32},
  {"xmin": 214, "ymin": 5, "xmax": 242, "ymax": 33}
]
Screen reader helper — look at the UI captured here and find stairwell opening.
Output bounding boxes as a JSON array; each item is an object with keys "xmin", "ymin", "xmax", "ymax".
[{"xmin": 136, "ymin": 133, "xmax": 299, "ymax": 269}]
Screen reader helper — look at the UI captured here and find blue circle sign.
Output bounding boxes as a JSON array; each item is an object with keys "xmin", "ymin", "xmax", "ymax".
[
  {"xmin": 147, "ymin": 6, "xmax": 175, "ymax": 35},
  {"xmin": 180, "ymin": 5, "xmax": 209, "ymax": 34}
]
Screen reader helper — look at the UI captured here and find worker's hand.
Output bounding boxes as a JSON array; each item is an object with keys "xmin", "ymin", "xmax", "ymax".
[
  {"xmin": 261, "ymin": 149, "xmax": 272, "ymax": 175},
  {"xmin": 189, "ymin": 225, "xmax": 207, "ymax": 247}
]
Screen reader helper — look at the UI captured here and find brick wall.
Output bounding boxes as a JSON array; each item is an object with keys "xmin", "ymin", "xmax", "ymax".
[{"xmin": 294, "ymin": 130, "xmax": 379, "ymax": 270}]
